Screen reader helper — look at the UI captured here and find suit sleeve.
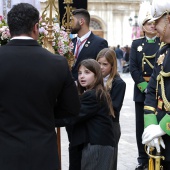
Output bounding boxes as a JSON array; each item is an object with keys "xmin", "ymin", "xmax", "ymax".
[
  {"xmin": 98, "ymin": 39, "xmax": 108, "ymax": 49},
  {"xmin": 95, "ymin": 38, "xmax": 108, "ymax": 58},
  {"xmin": 110, "ymin": 78, "xmax": 126, "ymax": 116},
  {"xmin": 130, "ymin": 40, "xmax": 148, "ymax": 92},
  {"xmin": 54, "ymin": 59, "xmax": 80, "ymax": 118},
  {"xmin": 73, "ymin": 91, "xmax": 100, "ymax": 123}
]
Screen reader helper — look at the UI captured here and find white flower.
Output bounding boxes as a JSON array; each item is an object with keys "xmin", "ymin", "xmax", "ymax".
[{"xmin": 0, "ymin": 16, "xmax": 11, "ymax": 45}]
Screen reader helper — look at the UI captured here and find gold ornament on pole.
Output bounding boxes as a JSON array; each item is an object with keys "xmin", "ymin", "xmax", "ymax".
[
  {"xmin": 40, "ymin": 0, "xmax": 75, "ymax": 69},
  {"xmin": 62, "ymin": 0, "xmax": 73, "ymax": 34},
  {"xmin": 41, "ymin": 0, "xmax": 60, "ymax": 54}
]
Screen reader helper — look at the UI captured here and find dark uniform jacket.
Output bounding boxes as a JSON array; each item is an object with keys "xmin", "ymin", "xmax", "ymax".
[
  {"xmin": 71, "ymin": 32, "xmax": 108, "ymax": 80},
  {"xmin": 70, "ymin": 89, "xmax": 116, "ymax": 147},
  {"xmin": 0, "ymin": 39, "xmax": 80, "ymax": 170},
  {"xmin": 144, "ymin": 44, "xmax": 170, "ymax": 161},
  {"xmin": 130, "ymin": 37, "xmax": 160, "ymax": 102}
]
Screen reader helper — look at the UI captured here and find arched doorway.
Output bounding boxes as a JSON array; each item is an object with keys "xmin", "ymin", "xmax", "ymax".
[{"xmin": 90, "ymin": 18, "xmax": 104, "ymax": 38}]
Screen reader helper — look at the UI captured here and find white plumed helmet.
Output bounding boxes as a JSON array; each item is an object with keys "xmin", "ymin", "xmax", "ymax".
[
  {"xmin": 150, "ymin": 0, "xmax": 170, "ymax": 21},
  {"xmin": 138, "ymin": 1, "xmax": 153, "ymax": 29}
]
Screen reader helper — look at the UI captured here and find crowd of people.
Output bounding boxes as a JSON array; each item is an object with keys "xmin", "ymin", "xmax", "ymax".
[
  {"xmin": 0, "ymin": 0, "xmax": 170, "ymax": 170},
  {"xmin": 112, "ymin": 45, "xmax": 130, "ymax": 73}
]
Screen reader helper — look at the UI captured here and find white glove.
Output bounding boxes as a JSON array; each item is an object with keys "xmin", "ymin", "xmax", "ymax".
[
  {"xmin": 144, "ymin": 88, "xmax": 147, "ymax": 93},
  {"xmin": 74, "ymin": 81, "xmax": 78, "ymax": 86},
  {"xmin": 146, "ymin": 137, "xmax": 165, "ymax": 153},
  {"xmin": 142, "ymin": 124, "xmax": 166, "ymax": 144}
]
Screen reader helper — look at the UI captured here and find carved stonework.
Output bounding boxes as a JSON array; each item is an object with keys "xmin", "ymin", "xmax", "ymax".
[{"xmin": 37, "ymin": 0, "xmax": 147, "ymax": 47}]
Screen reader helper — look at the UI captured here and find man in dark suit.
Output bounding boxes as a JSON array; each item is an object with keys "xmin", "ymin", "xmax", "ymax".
[
  {"xmin": 129, "ymin": 1, "xmax": 160, "ymax": 170},
  {"xmin": 0, "ymin": 3, "xmax": 80, "ymax": 170},
  {"xmin": 115, "ymin": 44, "xmax": 123, "ymax": 72},
  {"xmin": 71, "ymin": 8, "xmax": 108, "ymax": 80}
]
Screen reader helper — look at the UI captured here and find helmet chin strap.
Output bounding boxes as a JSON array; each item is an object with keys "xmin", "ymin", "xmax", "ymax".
[{"xmin": 160, "ymin": 14, "xmax": 169, "ymax": 42}]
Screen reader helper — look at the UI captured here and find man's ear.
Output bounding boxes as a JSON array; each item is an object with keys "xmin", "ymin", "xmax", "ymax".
[
  {"xmin": 142, "ymin": 25, "xmax": 145, "ymax": 33},
  {"xmin": 31, "ymin": 23, "xmax": 39, "ymax": 40},
  {"xmin": 34, "ymin": 23, "xmax": 39, "ymax": 32},
  {"xmin": 33, "ymin": 23, "xmax": 39, "ymax": 33},
  {"xmin": 79, "ymin": 18, "xmax": 84, "ymax": 25}
]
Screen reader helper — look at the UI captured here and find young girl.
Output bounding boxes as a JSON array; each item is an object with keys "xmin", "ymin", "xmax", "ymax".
[
  {"xmin": 71, "ymin": 59, "xmax": 116, "ymax": 170},
  {"xmin": 96, "ymin": 48, "xmax": 126, "ymax": 170}
]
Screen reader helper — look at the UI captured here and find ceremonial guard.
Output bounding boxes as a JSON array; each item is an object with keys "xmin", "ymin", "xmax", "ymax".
[
  {"xmin": 142, "ymin": 0, "xmax": 170, "ymax": 169},
  {"xmin": 129, "ymin": 1, "xmax": 160, "ymax": 169}
]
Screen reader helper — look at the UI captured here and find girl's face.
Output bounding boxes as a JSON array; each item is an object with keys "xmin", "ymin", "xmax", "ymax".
[
  {"xmin": 78, "ymin": 65, "xmax": 95, "ymax": 89},
  {"xmin": 97, "ymin": 57, "xmax": 112, "ymax": 78}
]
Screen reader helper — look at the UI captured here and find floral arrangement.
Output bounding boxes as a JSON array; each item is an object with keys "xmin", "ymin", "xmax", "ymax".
[
  {"xmin": 0, "ymin": 16, "xmax": 75, "ymax": 63},
  {"xmin": 0, "ymin": 16, "xmax": 11, "ymax": 46},
  {"xmin": 39, "ymin": 19, "xmax": 74, "ymax": 60}
]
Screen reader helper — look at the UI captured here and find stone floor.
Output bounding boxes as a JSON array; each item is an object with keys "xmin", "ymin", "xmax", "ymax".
[{"xmin": 59, "ymin": 73, "xmax": 139, "ymax": 170}]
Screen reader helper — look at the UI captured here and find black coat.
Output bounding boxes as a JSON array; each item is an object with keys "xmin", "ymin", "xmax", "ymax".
[
  {"xmin": 0, "ymin": 39, "xmax": 80, "ymax": 170},
  {"xmin": 105, "ymin": 75, "xmax": 126, "ymax": 146},
  {"xmin": 70, "ymin": 89, "xmax": 116, "ymax": 147},
  {"xmin": 130, "ymin": 37, "xmax": 160, "ymax": 102},
  {"xmin": 110, "ymin": 75, "xmax": 126, "ymax": 123},
  {"xmin": 71, "ymin": 32, "xmax": 108, "ymax": 80}
]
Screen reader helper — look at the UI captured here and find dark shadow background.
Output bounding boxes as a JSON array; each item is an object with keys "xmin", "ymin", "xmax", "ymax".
[{"xmin": 58, "ymin": 0, "xmax": 88, "ymax": 26}]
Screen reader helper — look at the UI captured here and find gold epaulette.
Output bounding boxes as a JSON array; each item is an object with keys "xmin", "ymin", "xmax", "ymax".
[
  {"xmin": 159, "ymin": 42, "xmax": 166, "ymax": 49},
  {"xmin": 144, "ymin": 106, "xmax": 156, "ymax": 112}
]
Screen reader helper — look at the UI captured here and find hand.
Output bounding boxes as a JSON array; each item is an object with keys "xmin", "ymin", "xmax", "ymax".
[
  {"xmin": 146, "ymin": 137, "xmax": 165, "ymax": 153},
  {"xmin": 142, "ymin": 124, "xmax": 166, "ymax": 144}
]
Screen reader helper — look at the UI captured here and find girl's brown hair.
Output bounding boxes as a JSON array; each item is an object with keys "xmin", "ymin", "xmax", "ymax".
[
  {"xmin": 96, "ymin": 48, "xmax": 119, "ymax": 91},
  {"xmin": 77, "ymin": 59, "xmax": 115, "ymax": 117}
]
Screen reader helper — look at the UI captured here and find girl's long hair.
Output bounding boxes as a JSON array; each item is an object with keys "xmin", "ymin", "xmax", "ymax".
[
  {"xmin": 96, "ymin": 48, "xmax": 119, "ymax": 91},
  {"xmin": 77, "ymin": 59, "xmax": 115, "ymax": 117}
]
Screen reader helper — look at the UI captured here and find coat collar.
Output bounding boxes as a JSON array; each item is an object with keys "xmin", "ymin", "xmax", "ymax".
[
  {"xmin": 6, "ymin": 39, "xmax": 41, "ymax": 47},
  {"xmin": 72, "ymin": 32, "xmax": 95, "ymax": 53}
]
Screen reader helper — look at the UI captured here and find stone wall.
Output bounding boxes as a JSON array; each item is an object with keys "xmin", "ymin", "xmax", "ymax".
[{"xmin": 40, "ymin": 0, "xmax": 152, "ymax": 47}]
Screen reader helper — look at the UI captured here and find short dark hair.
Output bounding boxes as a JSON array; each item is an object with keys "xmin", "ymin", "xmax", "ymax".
[
  {"xmin": 7, "ymin": 3, "xmax": 39, "ymax": 37},
  {"xmin": 72, "ymin": 8, "xmax": 90, "ymax": 26}
]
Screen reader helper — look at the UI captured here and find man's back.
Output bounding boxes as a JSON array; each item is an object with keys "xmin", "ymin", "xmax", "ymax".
[
  {"xmin": 0, "ymin": 39, "xmax": 80, "ymax": 170},
  {"xmin": 115, "ymin": 48, "xmax": 123, "ymax": 59}
]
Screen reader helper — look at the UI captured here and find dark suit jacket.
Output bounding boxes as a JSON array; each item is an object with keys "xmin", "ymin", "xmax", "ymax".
[
  {"xmin": 130, "ymin": 37, "xmax": 160, "ymax": 102},
  {"xmin": 70, "ymin": 89, "xmax": 115, "ymax": 147},
  {"xmin": 0, "ymin": 39, "xmax": 80, "ymax": 170},
  {"xmin": 71, "ymin": 32, "xmax": 108, "ymax": 80}
]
